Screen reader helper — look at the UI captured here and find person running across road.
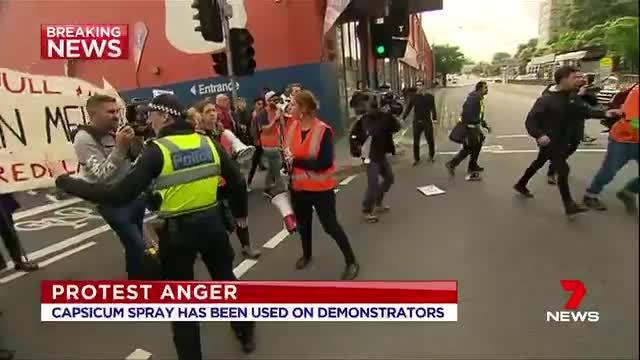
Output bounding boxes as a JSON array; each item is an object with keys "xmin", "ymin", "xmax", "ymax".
[
  {"xmin": 284, "ymin": 90, "xmax": 359, "ymax": 280},
  {"xmin": 402, "ymin": 80, "xmax": 438, "ymax": 164},
  {"xmin": 583, "ymin": 83, "xmax": 639, "ymax": 213},
  {"xmin": 53, "ymin": 94, "xmax": 256, "ymax": 359},
  {"xmin": 514, "ymin": 66, "xmax": 606, "ymax": 217},
  {"xmin": 445, "ymin": 81, "xmax": 491, "ymax": 181}
]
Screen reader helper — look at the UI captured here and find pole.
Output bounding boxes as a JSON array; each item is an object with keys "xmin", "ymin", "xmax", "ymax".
[
  {"xmin": 218, "ymin": 0, "xmax": 237, "ymax": 101},
  {"xmin": 431, "ymin": 40, "xmax": 436, "ymax": 87}
]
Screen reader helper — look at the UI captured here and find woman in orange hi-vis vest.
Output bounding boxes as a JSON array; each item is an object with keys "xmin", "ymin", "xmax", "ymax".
[
  {"xmin": 194, "ymin": 102, "xmax": 261, "ymax": 259},
  {"xmin": 284, "ymin": 90, "xmax": 359, "ymax": 280},
  {"xmin": 583, "ymin": 83, "xmax": 639, "ymax": 213}
]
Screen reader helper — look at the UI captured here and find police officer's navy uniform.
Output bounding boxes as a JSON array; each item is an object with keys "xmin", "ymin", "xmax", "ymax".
[{"xmin": 55, "ymin": 95, "xmax": 256, "ymax": 359}]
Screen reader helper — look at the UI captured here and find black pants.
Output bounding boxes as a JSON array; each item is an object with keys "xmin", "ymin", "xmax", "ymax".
[
  {"xmin": 247, "ymin": 146, "xmax": 264, "ymax": 185},
  {"xmin": 218, "ymin": 187, "xmax": 251, "ymax": 248},
  {"xmin": 362, "ymin": 157, "xmax": 394, "ymax": 212},
  {"xmin": 516, "ymin": 145, "xmax": 575, "ymax": 208},
  {"xmin": 0, "ymin": 206, "xmax": 23, "ymax": 269},
  {"xmin": 449, "ymin": 144, "xmax": 482, "ymax": 172},
  {"xmin": 413, "ymin": 121, "xmax": 435, "ymax": 161},
  {"xmin": 159, "ymin": 206, "xmax": 254, "ymax": 360},
  {"xmin": 291, "ymin": 190, "xmax": 356, "ymax": 265},
  {"xmin": 547, "ymin": 142, "xmax": 579, "ymax": 177}
]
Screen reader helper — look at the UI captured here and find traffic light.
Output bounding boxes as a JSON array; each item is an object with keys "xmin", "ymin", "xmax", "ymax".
[
  {"xmin": 229, "ymin": 28, "xmax": 256, "ymax": 76},
  {"xmin": 191, "ymin": 0, "xmax": 223, "ymax": 42},
  {"xmin": 371, "ymin": 21, "xmax": 390, "ymax": 58},
  {"xmin": 212, "ymin": 52, "xmax": 228, "ymax": 76},
  {"xmin": 371, "ymin": 0, "xmax": 409, "ymax": 59}
]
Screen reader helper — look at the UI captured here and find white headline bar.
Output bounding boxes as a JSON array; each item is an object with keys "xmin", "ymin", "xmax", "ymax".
[{"xmin": 41, "ymin": 303, "xmax": 458, "ymax": 322}]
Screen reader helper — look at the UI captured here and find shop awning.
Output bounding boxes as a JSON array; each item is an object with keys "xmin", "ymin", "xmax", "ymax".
[
  {"xmin": 555, "ymin": 50, "xmax": 587, "ymax": 62},
  {"xmin": 529, "ymin": 54, "xmax": 555, "ymax": 65}
]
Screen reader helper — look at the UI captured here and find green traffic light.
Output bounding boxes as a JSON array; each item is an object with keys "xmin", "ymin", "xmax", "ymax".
[{"xmin": 376, "ymin": 45, "xmax": 385, "ymax": 55}]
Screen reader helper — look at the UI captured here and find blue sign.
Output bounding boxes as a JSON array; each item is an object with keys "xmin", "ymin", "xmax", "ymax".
[{"xmin": 120, "ymin": 62, "xmax": 346, "ymax": 136}]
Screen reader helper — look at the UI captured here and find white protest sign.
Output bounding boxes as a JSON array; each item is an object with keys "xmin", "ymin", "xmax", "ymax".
[
  {"xmin": 417, "ymin": 185, "xmax": 446, "ymax": 197},
  {"xmin": 0, "ymin": 68, "xmax": 125, "ymax": 193}
]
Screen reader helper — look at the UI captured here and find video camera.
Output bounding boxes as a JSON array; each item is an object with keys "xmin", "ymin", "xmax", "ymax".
[
  {"xmin": 125, "ymin": 98, "xmax": 152, "ymax": 137},
  {"xmin": 349, "ymin": 90, "xmax": 403, "ymax": 116}
]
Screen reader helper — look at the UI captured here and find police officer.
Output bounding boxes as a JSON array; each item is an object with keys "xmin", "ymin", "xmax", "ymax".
[{"xmin": 52, "ymin": 95, "xmax": 256, "ymax": 359}]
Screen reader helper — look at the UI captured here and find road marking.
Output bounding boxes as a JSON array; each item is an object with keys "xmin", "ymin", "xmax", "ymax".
[
  {"xmin": 334, "ymin": 188, "xmax": 340, "ymax": 193},
  {"xmin": 339, "ymin": 175, "xmax": 357, "ymax": 186},
  {"xmin": 14, "ymin": 198, "xmax": 84, "ymax": 220},
  {"xmin": 263, "ymin": 228, "xmax": 289, "ymax": 249},
  {"xmin": 437, "ymin": 148, "xmax": 606, "ymax": 156},
  {"xmin": 0, "ymin": 242, "xmax": 97, "ymax": 284},
  {"xmin": 125, "ymin": 348, "xmax": 153, "ymax": 360},
  {"xmin": 496, "ymin": 134, "xmax": 530, "ymax": 138},
  {"xmin": 3, "ymin": 215, "xmax": 158, "ymax": 272},
  {"xmin": 45, "ymin": 194, "xmax": 60, "ymax": 203},
  {"xmin": 233, "ymin": 259, "xmax": 258, "ymax": 278}
]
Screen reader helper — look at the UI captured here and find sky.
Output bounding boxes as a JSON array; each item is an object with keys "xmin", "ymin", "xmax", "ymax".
[{"xmin": 421, "ymin": 0, "xmax": 543, "ymax": 63}]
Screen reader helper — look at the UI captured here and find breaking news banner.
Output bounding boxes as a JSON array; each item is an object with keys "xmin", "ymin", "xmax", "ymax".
[
  {"xmin": 41, "ymin": 281, "xmax": 458, "ymax": 322},
  {"xmin": 40, "ymin": 24, "xmax": 129, "ymax": 60}
]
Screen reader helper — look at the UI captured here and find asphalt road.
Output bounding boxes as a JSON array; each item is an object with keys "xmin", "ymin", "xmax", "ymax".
[{"xmin": 1, "ymin": 83, "xmax": 638, "ymax": 359}]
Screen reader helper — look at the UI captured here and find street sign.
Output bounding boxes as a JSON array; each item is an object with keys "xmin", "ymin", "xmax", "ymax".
[{"xmin": 189, "ymin": 80, "xmax": 239, "ymax": 96}]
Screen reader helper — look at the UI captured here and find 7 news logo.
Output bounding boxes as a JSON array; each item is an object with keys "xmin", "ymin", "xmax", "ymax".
[{"xmin": 546, "ymin": 280, "xmax": 600, "ymax": 323}]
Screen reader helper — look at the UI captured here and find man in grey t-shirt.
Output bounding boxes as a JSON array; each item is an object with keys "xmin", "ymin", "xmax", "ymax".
[{"xmin": 72, "ymin": 94, "xmax": 146, "ymax": 279}]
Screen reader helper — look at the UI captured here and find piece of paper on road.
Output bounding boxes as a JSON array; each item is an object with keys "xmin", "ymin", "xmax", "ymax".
[{"xmin": 417, "ymin": 185, "xmax": 446, "ymax": 197}]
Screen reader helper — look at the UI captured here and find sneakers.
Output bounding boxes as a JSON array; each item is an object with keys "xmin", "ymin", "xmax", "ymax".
[
  {"xmin": 14, "ymin": 260, "xmax": 39, "ymax": 272},
  {"xmin": 565, "ymin": 203, "xmax": 590, "ymax": 218},
  {"xmin": 583, "ymin": 195, "xmax": 607, "ymax": 211},
  {"xmin": 513, "ymin": 184, "xmax": 534, "ymax": 198},
  {"xmin": 469, "ymin": 165, "xmax": 484, "ymax": 172},
  {"xmin": 363, "ymin": 212, "xmax": 379, "ymax": 223},
  {"xmin": 465, "ymin": 172, "xmax": 481, "ymax": 181},
  {"xmin": 444, "ymin": 162, "xmax": 455, "ymax": 177},
  {"xmin": 547, "ymin": 175, "xmax": 557, "ymax": 185},
  {"xmin": 616, "ymin": 190, "xmax": 638, "ymax": 214},
  {"xmin": 241, "ymin": 246, "xmax": 261, "ymax": 260},
  {"xmin": 295, "ymin": 256, "xmax": 312, "ymax": 270},
  {"xmin": 341, "ymin": 263, "xmax": 360, "ymax": 280}
]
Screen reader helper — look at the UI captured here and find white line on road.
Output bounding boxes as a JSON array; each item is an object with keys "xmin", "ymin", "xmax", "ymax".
[
  {"xmin": 339, "ymin": 175, "xmax": 357, "ymax": 186},
  {"xmin": 437, "ymin": 148, "xmax": 606, "ymax": 156},
  {"xmin": 263, "ymin": 228, "xmax": 289, "ymax": 249},
  {"xmin": 125, "ymin": 348, "xmax": 153, "ymax": 360},
  {"xmin": 0, "ymin": 242, "xmax": 97, "ymax": 284},
  {"xmin": 233, "ymin": 259, "xmax": 258, "ymax": 278},
  {"xmin": 496, "ymin": 134, "xmax": 530, "ymax": 138},
  {"xmin": 14, "ymin": 198, "xmax": 84, "ymax": 220}
]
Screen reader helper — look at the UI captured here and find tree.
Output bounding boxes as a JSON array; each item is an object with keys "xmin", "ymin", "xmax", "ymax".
[
  {"xmin": 514, "ymin": 38, "xmax": 538, "ymax": 74},
  {"xmin": 433, "ymin": 44, "xmax": 466, "ymax": 87},
  {"xmin": 492, "ymin": 52, "xmax": 511, "ymax": 65},
  {"xmin": 605, "ymin": 16, "xmax": 639, "ymax": 71},
  {"xmin": 562, "ymin": 0, "xmax": 638, "ymax": 32}
]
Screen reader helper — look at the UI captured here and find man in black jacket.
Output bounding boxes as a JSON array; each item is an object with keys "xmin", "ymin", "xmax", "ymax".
[
  {"xmin": 515, "ymin": 66, "xmax": 609, "ymax": 217},
  {"xmin": 361, "ymin": 99, "xmax": 401, "ymax": 222},
  {"xmin": 445, "ymin": 81, "xmax": 491, "ymax": 181},
  {"xmin": 402, "ymin": 80, "xmax": 438, "ymax": 164}
]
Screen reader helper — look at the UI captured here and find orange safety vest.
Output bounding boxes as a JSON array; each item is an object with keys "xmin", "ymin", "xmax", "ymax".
[
  {"xmin": 285, "ymin": 118, "xmax": 336, "ymax": 192},
  {"xmin": 610, "ymin": 83, "xmax": 639, "ymax": 144},
  {"xmin": 259, "ymin": 109, "xmax": 280, "ymax": 148}
]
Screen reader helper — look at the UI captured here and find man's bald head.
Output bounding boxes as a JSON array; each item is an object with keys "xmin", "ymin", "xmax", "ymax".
[{"xmin": 216, "ymin": 94, "xmax": 230, "ymax": 109}]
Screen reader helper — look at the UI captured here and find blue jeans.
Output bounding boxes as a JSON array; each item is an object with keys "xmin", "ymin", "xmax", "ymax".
[
  {"xmin": 587, "ymin": 139, "xmax": 640, "ymax": 195},
  {"xmin": 97, "ymin": 198, "xmax": 146, "ymax": 279}
]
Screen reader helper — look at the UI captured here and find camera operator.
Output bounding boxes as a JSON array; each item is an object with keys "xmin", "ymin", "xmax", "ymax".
[
  {"xmin": 71, "ymin": 94, "xmax": 146, "ymax": 279},
  {"xmin": 360, "ymin": 95, "xmax": 401, "ymax": 223}
]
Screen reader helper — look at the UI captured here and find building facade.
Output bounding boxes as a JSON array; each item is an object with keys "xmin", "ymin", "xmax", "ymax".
[
  {"xmin": 538, "ymin": 0, "xmax": 570, "ymax": 47},
  {"xmin": 0, "ymin": 0, "xmax": 436, "ymax": 136}
]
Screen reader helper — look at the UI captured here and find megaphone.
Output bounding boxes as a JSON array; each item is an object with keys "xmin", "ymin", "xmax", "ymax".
[
  {"xmin": 220, "ymin": 129, "xmax": 256, "ymax": 163},
  {"xmin": 271, "ymin": 191, "xmax": 297, "ymax": 234}
]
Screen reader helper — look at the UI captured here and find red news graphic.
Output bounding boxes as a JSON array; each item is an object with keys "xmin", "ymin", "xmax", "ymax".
[
  {"xmin": 546, "ymin": 280, "xmax": 599, "ymax": 323},
  {"xmin": 40, "ymin": 24, "xmax": 128, "ymax": 60},
  {"xmin": 40, "ymin": 281, "xmax": 459, "ymax": 322}
]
